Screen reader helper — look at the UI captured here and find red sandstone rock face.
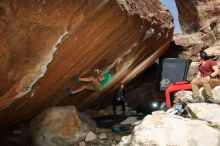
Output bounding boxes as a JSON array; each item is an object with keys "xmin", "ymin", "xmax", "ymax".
[
  {"xmin": 176, "ymin": 0, "xmax": 220, "ymax": 33},
  {"xmin": 172, "ymin": 33, "xmax": 206, "ymax": 58},
  {"xmin": 0, "ymin": 0, "xmax": 173, "ymax": 128},
  {"xmin": 165, "ymin": 1, "xmax": 220, "ymax": 59}
]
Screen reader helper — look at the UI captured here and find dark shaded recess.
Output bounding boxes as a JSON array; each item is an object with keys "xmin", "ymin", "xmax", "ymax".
[
  {"xmin": 126, "ymin": 63, "xmax": 162, "ymax": 114},
  {"xmin": 161, "ymin": 41, "xmax": 184, "ymax": 58},
  {"xmin": 0, "ymin": 121, "xmax": 31, "ymax": 146},
  {"xmin": 96, "ymin": 63, "xmax": 162, "ymax": 115},
  {"xmin": 126, "ymin": 63, "xmax": 158, "ymax": 93}
]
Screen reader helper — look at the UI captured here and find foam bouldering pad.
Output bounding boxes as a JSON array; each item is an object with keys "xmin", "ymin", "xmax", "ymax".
[{"xmin": 93, "ymin": 115, "xmax": 127, "ymax": 129}]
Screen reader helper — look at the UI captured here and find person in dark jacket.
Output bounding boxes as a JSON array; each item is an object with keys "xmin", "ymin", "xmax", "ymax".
[{"xmin": 113, "ymin": 83, "xmax": 126, "ymax": 115}]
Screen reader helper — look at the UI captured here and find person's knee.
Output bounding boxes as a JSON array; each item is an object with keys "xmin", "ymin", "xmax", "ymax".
[
  {"xmin": 191, "ymin": 79, "xmax": 199, "ymax": 84},
  {"xmin": 89, "ymin": 76, "xmax": 96, "ymax": 81},
  {"xmin": 82, "ymin": 85, "xmax": 89, "ymax": 89},
  {"xmin": 201, "ymin": 78, "xmax": 208, "ymax": 84}
]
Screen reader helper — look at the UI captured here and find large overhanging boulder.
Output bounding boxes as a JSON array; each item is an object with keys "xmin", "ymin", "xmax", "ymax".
[{"xmin": 0, "ymin": 0, "xmax": 173, "ymax": 128}]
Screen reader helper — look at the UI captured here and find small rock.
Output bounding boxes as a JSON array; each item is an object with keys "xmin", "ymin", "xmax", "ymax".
[
  {"xmin": 115, "ymin": 135, "xmax": 122, "ymax": 142},
  {"xmin": 99, "ymin": 133, "xmax": 107, "ymax": 139},
  {"xmin": 85, "ymin": 131, "xmax": 97, "ymax": 142},
  {"xmin": 117, "ymin": 135, "xmax": 131, "ymax": 146},
  {"xmin": 78, "ymin": 141, "xmax": 86, "ymax": 146}
]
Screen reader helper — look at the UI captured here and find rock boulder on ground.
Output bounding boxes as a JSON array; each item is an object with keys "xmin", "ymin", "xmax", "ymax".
[
  {"xmin": 174, "ymin": 86, "xmax": 220, "ymax": 103},
  {"xmin": 118, "ymin": 111, "xmax": 220, "ymax": 146},
  {"xmin": 186, "ymin": 103, "xmax": 220, "ymax": 129},
  {"xmin": 78, "ymin": 112, "xmax": 97, "ymax": 132},
  {"xmin": 30, "ymin": 106, "xmax": 89, "ymax": 146}
]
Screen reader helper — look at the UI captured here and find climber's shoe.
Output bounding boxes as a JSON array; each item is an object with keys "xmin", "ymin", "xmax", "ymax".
[
  {"xmin": 74, "ymin": 77, "xmax": 81, "ymax": 84},
  {"xmin": 67, "ymin": 88, "xmax": 75, "ymax": 96}
]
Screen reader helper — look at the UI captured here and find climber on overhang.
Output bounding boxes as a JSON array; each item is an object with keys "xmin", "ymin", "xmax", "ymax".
[{"xmin": 67, "ymin": 60, "xmax": 121, "ymax": 96}]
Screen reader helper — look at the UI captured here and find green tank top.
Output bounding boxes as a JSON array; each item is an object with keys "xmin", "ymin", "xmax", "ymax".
[{"xmin": 99, "ymin": 73, "xmax": 113, "ymax": 88}]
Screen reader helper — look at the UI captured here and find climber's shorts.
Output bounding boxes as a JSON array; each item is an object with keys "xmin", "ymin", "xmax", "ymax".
[{"xmin": 86, "ymin": 78, "xmax": 103, "ymax": 91}]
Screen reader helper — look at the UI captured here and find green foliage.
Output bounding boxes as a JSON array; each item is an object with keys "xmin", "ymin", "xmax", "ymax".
[
  {"xmin": 191, "ymin": 56, "xmax": 197, "ymax": 62},
  {"xmin": 178, "ymin": 52, "xmax": 187, "ymax": 59}
]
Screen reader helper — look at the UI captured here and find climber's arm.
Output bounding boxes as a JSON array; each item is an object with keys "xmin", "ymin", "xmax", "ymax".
[{"xmin": 94, "ymin": 69, "xmax": 104, "ymax": 81}]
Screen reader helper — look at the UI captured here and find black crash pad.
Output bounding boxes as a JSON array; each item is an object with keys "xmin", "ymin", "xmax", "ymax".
[{"xmin": 93, "ymin": 115, "xmax": 127, "ymax": 129}]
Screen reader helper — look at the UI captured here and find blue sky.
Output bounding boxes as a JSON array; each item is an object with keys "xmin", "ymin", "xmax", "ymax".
[{"xmin": 160, "ymin": 0, "xmax": 181, "ymax": 33}]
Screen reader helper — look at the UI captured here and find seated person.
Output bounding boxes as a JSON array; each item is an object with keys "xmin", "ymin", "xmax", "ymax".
[
  {"xmin": 67, "ymin": 61, "xmax": 120, "ymax": 96},
  {"xmin": 190, "ymin": 51, "xmax": 220, "ymax": 103},
  {"xmin": 112, "ymin": 83, "xmax": 126, "ymax": 115}
]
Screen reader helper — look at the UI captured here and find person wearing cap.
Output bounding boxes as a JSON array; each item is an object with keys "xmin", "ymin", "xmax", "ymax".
[{"xmin": 190, "ymin": 51, "xmax": 220, "ymax": 103}]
